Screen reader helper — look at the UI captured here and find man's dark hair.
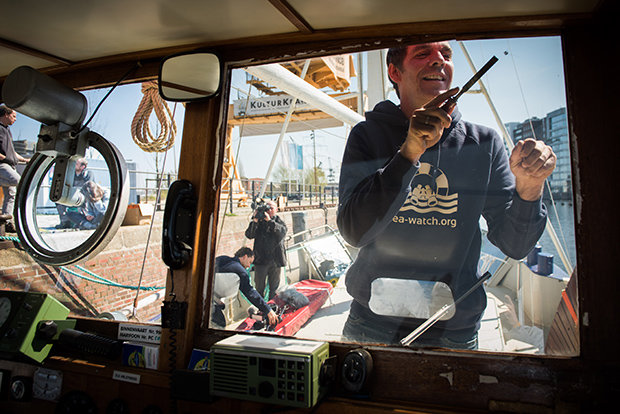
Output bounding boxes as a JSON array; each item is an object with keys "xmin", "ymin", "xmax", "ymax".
[
  {"xmin": 235, "ymin": 247, "xmax": 254, "ymax": 258},
  {"xmin": 386, "ymin": 46, "xmax": 408, "ymax": 98},
  {"xmin": 0, "ymin": 105, "xmax": 15, "ymax": 117}
]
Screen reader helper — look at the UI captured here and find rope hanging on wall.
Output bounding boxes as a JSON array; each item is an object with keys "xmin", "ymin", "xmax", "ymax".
[{"xmin": 131, "ymin": 81, "xmax": 177, "ymax": 152}]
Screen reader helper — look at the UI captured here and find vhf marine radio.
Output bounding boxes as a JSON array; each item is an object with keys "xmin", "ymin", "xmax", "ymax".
[
  {"xmin": 0, "ymin": 291, "xmax": 72, "ymax": 363},
  {"xmin": 0, "ymin": 290, "xmax": 122, "ymax": 363},
  {"xmin": 210, "ymin": 334, "xmax": 330, "ymax": 408}
]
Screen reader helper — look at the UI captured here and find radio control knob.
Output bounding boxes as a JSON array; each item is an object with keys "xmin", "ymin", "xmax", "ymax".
[{"xmin": 258, "ymin": 381, "xmax": 274, "ymax": 398}]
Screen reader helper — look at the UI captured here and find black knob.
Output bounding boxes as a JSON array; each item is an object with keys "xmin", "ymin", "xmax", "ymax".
[
  {"xmin": 36, "ymin": 320, "xmax": 58, "ymax": 340},
  {"xmin": 341, "ymin": 348, "xmax": 373, "ymax": 394},
  {"xmin": 258, "ymin": 381, "xmax": 274, "ymax": 398},
  {"xmin": 10, "ymin": 377, "xmax": 32, "ymax": 401}
]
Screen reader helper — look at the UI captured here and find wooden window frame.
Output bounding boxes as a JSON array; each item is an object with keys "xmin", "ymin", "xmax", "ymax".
[{"xmin": 18, "ymin": 8, "xmax": 615, "ymax": 411}]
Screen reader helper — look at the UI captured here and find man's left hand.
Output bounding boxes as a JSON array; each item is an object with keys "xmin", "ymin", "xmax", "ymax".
[{"xmin": 509, "ymin": 138, "xmax": 556, "ymax": 201}]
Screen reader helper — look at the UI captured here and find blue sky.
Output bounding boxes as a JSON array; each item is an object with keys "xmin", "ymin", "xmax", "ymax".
[
  {"xmin": 9, "ymin": 36, "xmax": 566, "ymax": 181},
  {"xmin": 10, "ymin": 83, "xmax": 186, "ymax": 175},
  {"xmin": 450, "ymin": 36, "xmax": 565, "ymax": 128},
  {"xmin": 231, "ymin": 36, "xmax": 567, "ymax": 180}
]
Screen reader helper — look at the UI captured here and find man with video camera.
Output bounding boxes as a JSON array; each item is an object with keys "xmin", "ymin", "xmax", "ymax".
[{"xmin": 245, "ymin": 199, "xmax": 287, "ymax": 300}]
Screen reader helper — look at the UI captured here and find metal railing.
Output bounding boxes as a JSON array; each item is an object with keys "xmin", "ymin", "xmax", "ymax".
[
  {"xmin": 141, "ymin": 172, "xmax": 175, "ymax": 210},
  {"xmin": 33, "ymin": 167, "xmax": 178, "ymax": 213},
  {"xmin": 221, "ymin": 177, "xmax": 339, "ymax": 214},
  {"xmin": 33, "ymin": 170, "xmax": 340, "ymax": 215}
]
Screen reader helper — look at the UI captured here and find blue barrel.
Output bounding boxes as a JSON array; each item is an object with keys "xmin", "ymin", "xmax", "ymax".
[
  {"xmin": 527, "ymin": 245, "xmax": 542, "ymax": 267},
  {"xmin": 537, "ymin": 253, "xmax": 554, "ymax": 276}
]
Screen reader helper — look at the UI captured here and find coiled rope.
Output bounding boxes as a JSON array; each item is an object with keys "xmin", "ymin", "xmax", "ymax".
[{"xmin": 131, "ymin": 81, "xmax": 177, "ymax": 152}]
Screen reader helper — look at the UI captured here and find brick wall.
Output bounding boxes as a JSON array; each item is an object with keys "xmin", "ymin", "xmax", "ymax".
[
  {"xmin": 0, "ymin": 226, "xmax": 167, "ymax": 323},
  {"xmin": 0, "ymin": 206, "xmax": 338, "ymax": 324}
]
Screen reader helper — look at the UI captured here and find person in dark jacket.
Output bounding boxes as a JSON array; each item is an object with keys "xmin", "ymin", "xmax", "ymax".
[
  {"xmin": 55, "ymin": 157, "xmax": 94, "ymax": 229},
  {"xmin": 245, "ymin": 200, "xmax": 287, "ymax": 300},
  {"xmin": 212, "ymin": 247, "xmax": 278, "ymax": 328},
  {"xmin": 337, "ymin": 41, "xmax": 556, "ymax": 348}
]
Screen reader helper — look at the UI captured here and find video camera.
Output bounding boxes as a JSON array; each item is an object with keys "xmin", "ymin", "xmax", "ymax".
[{"xmin": 251, "ymin": 197, "xmax": 271, "ymax": 219}]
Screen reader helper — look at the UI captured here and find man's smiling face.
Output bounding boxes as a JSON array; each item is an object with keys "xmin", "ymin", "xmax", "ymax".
[{"xmin": 390, "ymin": 42, "xmax": 454, "ymax": 109}]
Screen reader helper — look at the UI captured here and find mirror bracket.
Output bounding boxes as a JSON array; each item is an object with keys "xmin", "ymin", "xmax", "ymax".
[
  {"xmin": 36, "ymin": 123, "xmax": 88, "ymax": 159},
  {"xmin": 34, "ymin": 124, "xmax": 91, "ymax": 206}
]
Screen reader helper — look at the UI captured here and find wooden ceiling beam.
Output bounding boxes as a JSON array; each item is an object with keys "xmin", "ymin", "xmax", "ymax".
[
  {"xmin": 0, "ymin": 37, "xmax": 72, "ymax": 66},
  {"xmin": 268, "ymin": 0, "xmax": 314, "ymax": 34},
  {"xmin": 1, "ymin": 12, "xmax": 591, "ymax": 90}
]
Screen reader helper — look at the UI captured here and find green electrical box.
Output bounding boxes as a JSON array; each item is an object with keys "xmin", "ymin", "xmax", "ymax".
[
  {"xmin": 210, "ymin": 334, "xmax": 329, "ymax": 408},
  {"xmin": 0, "ymin": 291, "xmax": 73, "ymax": 363}
]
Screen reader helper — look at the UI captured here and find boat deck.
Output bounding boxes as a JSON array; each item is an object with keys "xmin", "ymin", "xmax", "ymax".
[{"xmin": 292, "ymin": 275, "xmax": 542, "ymax": 353}]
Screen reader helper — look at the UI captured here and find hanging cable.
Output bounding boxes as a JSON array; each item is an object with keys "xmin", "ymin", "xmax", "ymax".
[
  {"xmin": 63, "ymin": 266, "xmax": 164, "ymax": 291},
  {"xmin": 78, "ymin": 63, "xmax": 141, "ymax": 133},
  {"xmin": 131, "ymin": 81, "xmax": 177, "ymax": 152}
]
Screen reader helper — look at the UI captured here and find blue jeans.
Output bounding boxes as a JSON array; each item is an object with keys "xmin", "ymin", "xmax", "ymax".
[
  {"xmin": 342, "ymin": 304, "xmax": 478, "ymax": 350},
  {"xmin": 0, "ymin": 163, "xmax": 19, "ymax": 217}
]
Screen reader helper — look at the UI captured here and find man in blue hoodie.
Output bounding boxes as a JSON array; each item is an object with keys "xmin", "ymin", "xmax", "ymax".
[
  {"xmin": 337, "ymin": 42, "xmax": 556, "ymax": 348},
  {"xmin": 211, "ymin": 247, "xmax": 278, "ymax": 328}
]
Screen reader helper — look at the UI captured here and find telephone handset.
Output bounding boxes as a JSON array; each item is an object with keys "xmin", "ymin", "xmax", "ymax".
[{"xmin": 162, "ymin": 179, "xmax": 197, "ymax": 269}]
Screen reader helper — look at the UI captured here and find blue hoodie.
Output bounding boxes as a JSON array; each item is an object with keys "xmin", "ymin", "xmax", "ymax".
[
  {"xmin": 215, "ymin": 255, "xmax": 272, "ymax": 316},
  {"xmin": 337, "ymin": 100, "xmax": 547, "ymax": 336}
]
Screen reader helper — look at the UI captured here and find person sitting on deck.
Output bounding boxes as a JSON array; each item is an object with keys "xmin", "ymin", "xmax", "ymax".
[
  {"xmin": 65, "ymin": 180, "xmax": 110, "ymax": 230},
  {"xmin": 55, "ymin": 157, "xmax": 93, "ymax": 229}
]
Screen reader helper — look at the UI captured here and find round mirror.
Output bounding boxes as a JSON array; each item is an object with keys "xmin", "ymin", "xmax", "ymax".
[{"xmin": 14, "ymin": 131, "xmax": 129, "ymax": 265}]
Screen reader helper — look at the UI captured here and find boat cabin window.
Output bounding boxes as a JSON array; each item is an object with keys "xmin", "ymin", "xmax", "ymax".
[
  {"xmin": 1, "ymin": 81, "xmax": 184, "ymax": 323},
  {"xmin": 209, "ymin": 35, "xmax": 578, "ymax": 356}
]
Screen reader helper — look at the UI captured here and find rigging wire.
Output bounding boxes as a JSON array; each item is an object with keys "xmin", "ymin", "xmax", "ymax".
[
  {"xmin": 458, "ymin": 41, "xmax": 573, "ymax": 275},
  {"xmin": 256, "ymin": 59, "xmax": 312, "ymax": 200},
  {"xmin": 505, "ymin": 40, "xmax": 573, "ymax": 268},
  {"xmin": 130, "ymin": 97, "xmax": 178, "ymax": 320},
  {"xmin": 217, "ymin": 82, "xmax": 254, "ymax": 250}
]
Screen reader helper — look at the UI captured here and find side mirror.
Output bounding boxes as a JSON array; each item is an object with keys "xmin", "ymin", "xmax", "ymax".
[{"xmin": 158, "ymin": 52, "xmax": 222, "ymax": 101}]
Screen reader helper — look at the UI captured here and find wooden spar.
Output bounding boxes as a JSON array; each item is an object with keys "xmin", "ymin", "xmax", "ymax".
[
  {"xmin": 244, "ymin": 64, "xmax": 364, "ymax": 127},
  {"xmin": 220, "ymin": 125, "xmax": 249, "ymax": 205},
  {"xmin": 220, "ymin": 56, "xmax": 360, "ymax": 201}
]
